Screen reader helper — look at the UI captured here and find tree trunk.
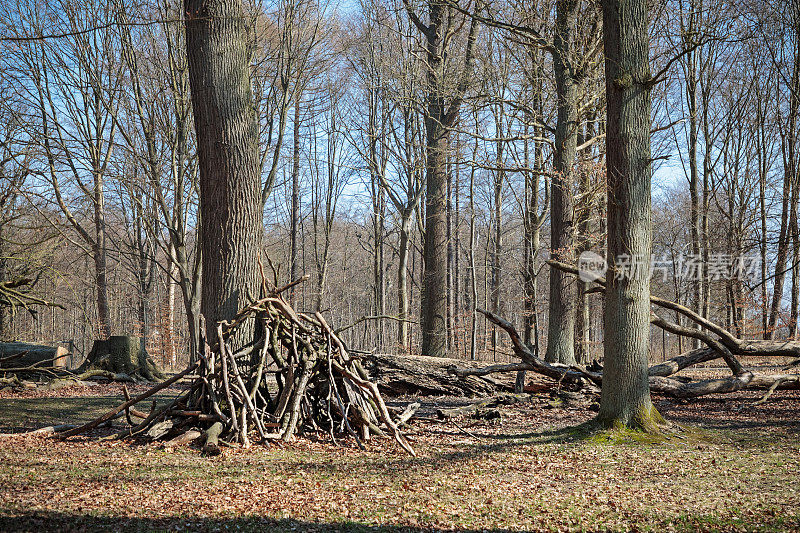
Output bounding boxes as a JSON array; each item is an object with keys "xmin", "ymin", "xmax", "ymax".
[
  {"xmin": 0, "ymin": 226, "xmax": 7, "ymax": 341},
  {"xmin": 490, "ymin": 135, "xmax": 504, "ymax": 359},
  {"xmin": 545, "ymin": 0, "xmax": 580, "ymax": 366},
  {"xmin": 185, "ymin": 0, "xmax": 264, "ymax": 346},
  {"xmin": 290, "ymin": 93, "xmax": 302, "ymax": 301},
  {"xmin": 469, "ymin": 140, "xmax": 479, "ymax": 361},
  {"xmin": 398, "ymin": 213, "xmax": 412, "ymax": 352},
  {"xmin": 574, "ymin": 115, "xmax": 595, "ymax": 364},
  {"xmin": 766, "ymin": 27, "xmax": 799, "ymax": 340},
  {"xmin": 166, "ymin": 257, "xmax": 177, "ymax": 369},
  {"xmin": 416, "ymin": 1, "xmax": 477, "ymax": 358},
  {"xmin": 598, "ymin": 0, "xmax": 660, "ymax": 430},
  {"xmin": 421, "ymin": 125, "xmax": 449, "ymax": 357}
]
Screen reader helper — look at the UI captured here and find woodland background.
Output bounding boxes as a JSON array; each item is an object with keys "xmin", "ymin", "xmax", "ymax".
[{"xmin": 0, "ymin": 0, "xmax": 795, "ymax": 370}]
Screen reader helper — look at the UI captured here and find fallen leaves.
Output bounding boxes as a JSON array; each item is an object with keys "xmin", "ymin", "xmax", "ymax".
[{"xmin": 0, "ymin": 378, "xmax": 799, "ymax": 531}]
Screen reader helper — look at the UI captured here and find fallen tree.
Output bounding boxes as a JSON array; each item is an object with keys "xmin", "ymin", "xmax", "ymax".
[
  {"xmin": 0, "ymin": 342, "xmax": 69, "ymax": 368},
  {"xmin": 453, "ymin": 261, "xmax": 800, "ymax": 400},
  {"xmin": 361, "ymin": 353, "xmax": 510, "ymax": 396},
  {"xmin": 24, "ymin": 278, "xmax": 415, "ymax": 455}
]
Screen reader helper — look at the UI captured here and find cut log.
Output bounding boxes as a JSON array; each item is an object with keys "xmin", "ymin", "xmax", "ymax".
[
  {"xmin": 165, "ymin": 430, "xmax": 202, "ymax": 447},
  {"xmin": 0, "ymin": 342, "xmax": 69, "ymax": 369},
  {"xmin": 202, "ymin": 421, "xmax": 223, "ymax": 456}
]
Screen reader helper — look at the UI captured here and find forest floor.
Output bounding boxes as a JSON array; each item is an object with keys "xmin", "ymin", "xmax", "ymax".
[{"xmin": 0, "ymin": 366, "xmax": 798, "ymax": 532}]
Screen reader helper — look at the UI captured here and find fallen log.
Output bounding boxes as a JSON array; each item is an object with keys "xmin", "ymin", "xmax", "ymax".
[
  {"xmin": 59, "ymin": 362, "xmax": 198, "ymax": 439},
  {"xmin": 648, "ymin": 348, "xmax": 717, "ymax": 377},
  {"xmin": 360, "ymin": 353, "xmax": 511, "ymax": 397},
  {"xmin": 166, "ymin": 429, "xmax": 202, "ymax": 447},
  {"xmin": 435, "ymin": 394, "xmax": 530, "ymax": 420},
  {"xmin": 0, "ymin": 342, "xmax": 69, "ymax": 369},
  {"xmin": 0, "ymin": 424, "xmax": 77, "ymax": 439},
  {"xmin": 458, "ymin": 305, "xmax": 800, "ymax": 400}
]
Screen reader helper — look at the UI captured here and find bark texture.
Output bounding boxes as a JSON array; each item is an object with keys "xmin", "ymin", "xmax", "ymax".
[
  {"xmin": 545, "ymin": 0, "xmax": 581, "ymax": 366},
  {"xmin": 597, "ymin": 0, "xmax": 659, "ymax": 429},
  {"xmin": 185, "ymin": 0, "xmax": 264, "ymax": 345}
]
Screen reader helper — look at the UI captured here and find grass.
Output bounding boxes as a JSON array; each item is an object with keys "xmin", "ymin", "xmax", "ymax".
[{"xmin": 0, "ymin": 391, "xmax": 798, "ymax": 532}]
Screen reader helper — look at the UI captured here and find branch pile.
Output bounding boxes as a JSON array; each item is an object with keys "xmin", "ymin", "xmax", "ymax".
[
  {"xmin": 49, "ymin": 281, "xmax": 415, "ymax": 455},
  {"xmin": 455, "ymin": 261, "xmax": 800, "ymax": 400}
]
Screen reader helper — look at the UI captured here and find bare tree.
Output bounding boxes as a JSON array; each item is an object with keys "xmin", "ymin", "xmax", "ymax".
[
  {"xmin": 404, "ymin": 0, "xmax": 479, "ymax": 358},
  {"xmin": 9, "ymin": 0, "xmax": 124, "ymax": 339}
]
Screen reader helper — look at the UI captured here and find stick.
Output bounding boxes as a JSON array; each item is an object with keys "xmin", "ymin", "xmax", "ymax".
[{"xmin": 59, "ymin": 362, "xmax": 198, "ymax": 438}]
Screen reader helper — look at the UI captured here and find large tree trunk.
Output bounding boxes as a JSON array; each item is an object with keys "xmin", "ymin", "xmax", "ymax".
[
  {"xmin": 185, "ymin": 0, "xmax": 264, "ymax": 346},
  {"xmin": 545, "ymin": 0, "xmax": 580, "ymax": 366},
  {"xmin": 421, "ymin": 121, "xmax": 449, "ymax": 357},
  {"xmin": 416, "ymin": 1, "xmax": 477, "ymax": 359},
  {"xmin": 0, "ymin": 342, "xmax": 69, "ymax": 369},
  {"xmin": 597, "ymin": 0, "xmax": 660, "ymax": 430}
]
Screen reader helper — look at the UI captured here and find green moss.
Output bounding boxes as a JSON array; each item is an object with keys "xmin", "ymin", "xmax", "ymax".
[
  {"xmin": 585, "ymin": 425, "xmax": 669, "ymax": 445},
  {"xmin": 614, "ymin": 72, "xmax": 633, "ymax": 89}
]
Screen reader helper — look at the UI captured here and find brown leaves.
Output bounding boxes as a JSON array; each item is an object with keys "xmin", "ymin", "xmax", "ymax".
[{"xmin": 0, "ymin": 385, "xmax": 799, "ymax": 531}]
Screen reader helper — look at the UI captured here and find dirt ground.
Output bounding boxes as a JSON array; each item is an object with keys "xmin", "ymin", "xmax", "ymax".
[{"xmin": 0, "ymin": 369, "xmax": 798, "ymax": 532}]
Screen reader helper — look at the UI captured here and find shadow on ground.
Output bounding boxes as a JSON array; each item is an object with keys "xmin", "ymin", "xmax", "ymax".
[
  {"xmin": 0, "ymin": 512, "xmax": 520, "ymax": 533},
  {"xmin": 0, "ymin": 394, "xmax": 178, "ymax": 433}
]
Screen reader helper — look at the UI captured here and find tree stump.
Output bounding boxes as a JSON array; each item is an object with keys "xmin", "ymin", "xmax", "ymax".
[{"xmin": 79, "ymin": 336, "xmax": 164, "ymax": 381}]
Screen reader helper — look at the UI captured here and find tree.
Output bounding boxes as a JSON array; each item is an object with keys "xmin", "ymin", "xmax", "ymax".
[
  {"xmin": 10, "ymin": 0, "xmax": 123, "ymax": 339},
  {"xmin": 597, "ymin": 0, "xmax": 661, "ymax": 429},
  {"xmin": 185, "ymin": 0, "xmax": 264, "ymax": 345},
  {"xmin": 404, "ymin": 0, "xmax": 479, "ymax": 358}
]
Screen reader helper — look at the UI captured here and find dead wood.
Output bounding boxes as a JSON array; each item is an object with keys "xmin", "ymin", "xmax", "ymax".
[
  {"xmin": 202, "ymin": 421, "xmax": 223, "ymax": 456},
  {"xmin": 456, "ymin": 274, "xmax": 800, "ymax": 400},
  {"xmin": 166, "ymin": 430, "xmax": 202, "ymax": 447},
  {"xmin": 0, "ymin": 424, "xmax": 77, "ymax": 439},
  {"xmin": 361, "ymin": 353, "xmax": 509, "ymax": 396},
  {"xmin": 43, "ymin": 278, "xmax": 416, "ymax": 455},
  {"xmin": 59, "ymin": 362, "xmax": 198, "ymax": 439}
]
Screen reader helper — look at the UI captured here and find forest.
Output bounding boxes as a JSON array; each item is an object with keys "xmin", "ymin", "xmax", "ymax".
[{"xmin": 0, "ymin": 0, "xmax": 798, "ymax": 530}]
